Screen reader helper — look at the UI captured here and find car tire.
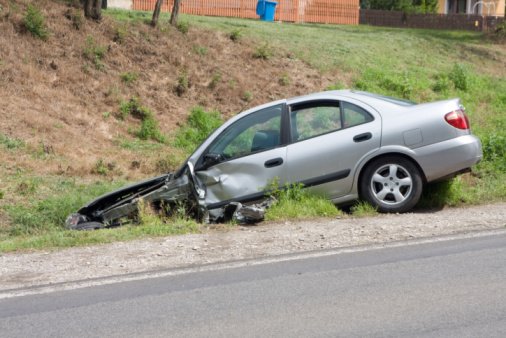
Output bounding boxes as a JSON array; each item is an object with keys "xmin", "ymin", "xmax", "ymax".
[{"xmin": 360, "ymin": 156, "xmax": 423, "ymax": 213}]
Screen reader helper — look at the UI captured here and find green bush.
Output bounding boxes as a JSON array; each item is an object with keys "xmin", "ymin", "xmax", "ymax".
[
  {"xmin": 229, "ymin": 29, "xmax": 242, "ymax": 42},
  {"xmin": 177, "ymin": 21, "xmax": 189, "ymax": 34},
  {"xmin": 137, "ymin": 116, "xmax": 166, "ymax": 143},
  {"xmin": 24, "ymin": 4, "xmax": 49, "ymax": 40},
  {"xmin": 481, "ymin": 132, "xmax": 506, "ymax": 172},
  {"xmin": 120, "ymin": 72, "xmax": 138, "ymax": 85},
  {"xmin": 175, "ymin": 71, "xmax": 189, "ymax": 96},
  {"xmin": 83, "ymin": 36, "xmax": 107, "ymax": 70},
  {"xmin": 449, "ymin": 63, "xmax": 469, "ymax": 91},
  {"xmin": 0, "ymin": 133, "xmax": 25, "ymax": 150},
  {"xmin": 253, "ymin": 43, "xmax": 273, "ymax": 60},
  {"xmin": 173, "ymin": 107, "xmax": 223, "ymax": 153}
]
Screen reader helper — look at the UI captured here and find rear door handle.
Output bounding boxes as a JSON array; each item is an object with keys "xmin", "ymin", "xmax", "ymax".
[
  {"xmin": 264, "ymin": 158, "xmax": 283, "ymax": 168},
  {"xmin": 353, "ymin": 132, "xmax": 372, "ymax": 143}
]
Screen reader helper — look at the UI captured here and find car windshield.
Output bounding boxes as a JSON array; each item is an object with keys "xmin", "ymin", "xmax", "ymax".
[{"xmin": 353, "ymin": 91, "xmax": 417, "ymax": 106}]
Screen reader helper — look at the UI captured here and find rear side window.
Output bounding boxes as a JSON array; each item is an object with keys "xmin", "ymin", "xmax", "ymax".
[{"xmin": 342, "ymin": 102, "xmax": 374, "ymax": 128}]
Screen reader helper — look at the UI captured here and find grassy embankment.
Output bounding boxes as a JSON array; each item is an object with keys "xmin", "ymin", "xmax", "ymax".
[{"xmin": 1, "ymin": 8, "xmax": 504, "ymax": 251}]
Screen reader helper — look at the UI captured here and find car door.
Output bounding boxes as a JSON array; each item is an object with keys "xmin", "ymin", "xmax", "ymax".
[
  {"xmin": 195, "ymin": 104, "xmax": 288, "ymax": 209},
  {"xmin": 286, "ymin": 99, "xmax": 381, "ymax": 199}
]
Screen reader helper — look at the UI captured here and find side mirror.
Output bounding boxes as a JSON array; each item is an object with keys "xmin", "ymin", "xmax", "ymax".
[{"xmin": 202, "ymin": 153, "xmax": 223, "ymax": 169}]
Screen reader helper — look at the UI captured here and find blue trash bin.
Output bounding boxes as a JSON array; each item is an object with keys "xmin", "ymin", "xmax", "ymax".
[{"xmin": 256, "ymin": 0, "xmax": 277, "ymax": 21}]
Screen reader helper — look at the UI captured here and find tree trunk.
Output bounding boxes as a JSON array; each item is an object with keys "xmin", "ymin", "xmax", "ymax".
[
  {"xmin": 84, "ymin": 0, "xmax": 93, "ymax": 18},
  {"xmin": 151, "ymin": 0, "xmax": 164, "ymax": 27},
  {"xmin": 170, "ymin": 0, "xmax": 182, "ymax": 26},
  {"xmin": 92, "ymin": 0, "xmax": 103, "ymax": 20},
  {"xmin": 83, "ymin": 0, "xmax": 102, "ymax": 20}
]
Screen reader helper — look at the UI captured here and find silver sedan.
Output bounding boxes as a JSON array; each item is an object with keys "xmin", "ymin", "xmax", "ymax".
[{"xmin": 67, "ymin": 90, "xmax": 482, "ymax": 229}]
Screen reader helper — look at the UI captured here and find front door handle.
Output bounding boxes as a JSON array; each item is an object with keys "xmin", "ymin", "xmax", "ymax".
[
  {"xmin": 264, "ymin": 158, "xmax": 284, "ymax": 168},
  {"xmin": 353, "ymin": 132, "xmax": 372, "ymax": 143}
]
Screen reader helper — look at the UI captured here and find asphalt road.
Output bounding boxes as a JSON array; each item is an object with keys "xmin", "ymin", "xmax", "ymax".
[{"xmin": 1, "ymin": 232, "xmax": 505, "ymax": 337}]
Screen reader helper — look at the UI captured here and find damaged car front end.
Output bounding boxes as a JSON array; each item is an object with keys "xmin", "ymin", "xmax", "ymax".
[{"xmin": 66, "ymin": 165, "xmax": 200, "ymax": 230}]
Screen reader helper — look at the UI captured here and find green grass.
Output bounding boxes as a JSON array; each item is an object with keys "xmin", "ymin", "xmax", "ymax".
[
  {"xmin": 172, "ymin": 106, "xmax": 223, "ymax": 154},
  {"xmin": 0, "ymin": 177, "xmax": 200, "ymax": 252},
  {"xmin": 265, "ymin": 183, "xmax": 342, "ymax": 221}
]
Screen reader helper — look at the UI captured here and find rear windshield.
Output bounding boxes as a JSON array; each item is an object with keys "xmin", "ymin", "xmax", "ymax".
[{"xmin": 353, "ymin": 91, "xmax": 417, "ymax": 106}]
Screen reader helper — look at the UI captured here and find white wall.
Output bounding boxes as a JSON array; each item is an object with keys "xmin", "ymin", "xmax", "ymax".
[{"xmin": 108, "ymin": 0, "xmax": 133, "ymax": 10}]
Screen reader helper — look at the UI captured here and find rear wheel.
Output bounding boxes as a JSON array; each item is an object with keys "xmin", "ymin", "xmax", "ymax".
[{"xmin": 360, "ymin": 156, "xmax": 423, "ymax": 213}]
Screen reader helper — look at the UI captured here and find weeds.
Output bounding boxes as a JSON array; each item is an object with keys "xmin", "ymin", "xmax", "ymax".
[
  {"xmin": 193, "ymin": 45, "xmax": 208, "ymax": 56},
  {"xmin": 177, "ymin": 21, "xmax": 189, "ymax": 34},
  {"xmin": 83, "ymin": 36, "xmax": 107, "ymax": 70},
  {"xmin": 253, "ymin": 43, "xmax": 273, "ymax": 60},
  {"xmin": 92, "ymin": 159, "xmax": 110, "ymax": 175},
  {"xmin": 242, "ymin": 91, "xmax": 253, "ymax": 102},
  {"xmin": 113, "ymin": 26, "xmax": 128, "ymax": 44},
  {"xmin": 23, "ymin": 4, "xmax": 49, "ymax": 40},
  {"xmin": 229, "ymin": 29, "xmax": 242, "ymax": 42},
  {"xmin": 118, "ymin": 98, "xmax": 166, "ymax": 143},
  {"xmin": 208, "ymin": 72, "xmax": 222, "ymax": 89},
  {"xmin": 0, "ymin": 134, "xmax": 25, "ymax": 150},
  {"xmin": 350, "ymin": 201, "xmax": 377, "ymax": 217},
  {"xmin": 278, "ymin": 73, "xmax": 290, "ymax": 86},
  {"xmin": 265, "ymin": 181, "xmax": 341, "ymax": 221},
  {"xmin": 64, "ymin": 8, "xmax": 83, "ymax": 30},
  {"xmin": 120, "ymin": 71, "xmax": 138, "ymax": 85},
  {"xmin": 448, "ymin": 63, "xmax": 469, "ymax": 91},
  {"xmin": 175, "ymin": 71, "xmax": 189, "ymax": 96},
  {"xmin": 173, "ymin": 106, "xmax": 223, "ymax": 154}
]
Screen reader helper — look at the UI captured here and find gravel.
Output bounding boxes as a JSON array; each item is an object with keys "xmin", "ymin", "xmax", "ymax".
[{"xmin": 1, "ymin": 203, "xmax": 505, "ymax": 291}]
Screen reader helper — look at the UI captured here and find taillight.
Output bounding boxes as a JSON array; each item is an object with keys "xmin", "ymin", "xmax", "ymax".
[{"xmin": 445, "ymin": 109, "xmax": 470, "ymax": 130}]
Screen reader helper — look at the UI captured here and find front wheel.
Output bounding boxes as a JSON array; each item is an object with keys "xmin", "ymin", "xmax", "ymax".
[{"xmin": 360, "ymin": 156, "xmax": 423, "ymax": 213}]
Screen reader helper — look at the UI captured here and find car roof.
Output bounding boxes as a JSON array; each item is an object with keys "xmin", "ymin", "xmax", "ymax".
[{"xmin": 286, "ymin": 90, "xmax": 416, "ymax": 107}]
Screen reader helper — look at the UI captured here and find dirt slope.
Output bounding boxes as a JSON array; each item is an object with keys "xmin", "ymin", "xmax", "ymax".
[{"xmin": 0, "ymin": 0, "xmax": 333, "ymax": 180}]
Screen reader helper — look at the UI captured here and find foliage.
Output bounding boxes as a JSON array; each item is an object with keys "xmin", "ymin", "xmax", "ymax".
[
  {"xmin": 481, "ymin": 132, "xmax": 506, "ymax": 172},
  {"xmin": 4, "ymin": 180, "xmax": 124, "ymax": 236},
  {"xmin": 0, "ymin": 134, "xmax": 25, "ymax": 150},
  {"xmin": 120, "ymin": 71, "xmax": 138, "ymax": 85},
  {"xmin": 176, "ymin": 21, "xmax": 189, "ymax": 34},
  {"xmin": 229, "ymin": 29, "xmax": 242, "ymax": 42},
  {"xmin": 173, "ymin": 106, "xmax": 223, "ymax": 154},
  {"xmin": 208, "ymin": 72, "xmax": 222, "ymax": 89},
  {"xmin": 253, "ymin": 43, "xmax": 273, "ymax": 60},
  {"xmin": 448, "ymin": 63, "xmax": 469, "ymax": 91},
  {"xmin": 278, "ymin": 73, "xmax": 290, "ymax": 86},
  {"xmin": 193, "ymin": 45, "xmax": 208, "ymax": 56},
  {"xmin": 417, "ymin": 178, "xmax": 469, "ymax": 209},
  {"xmin": 64, "ymin": 8, "xmax": 83, "ymax": 30},
  {"xmin": 242, "ymin": 91, "xmax": 253, "ymax": 102},
  {"xmin": 24, "ymin": 4, "xmax": 49, "ymax": 40},
  {"xmin": 175, "ymin": 71, "xmax": 189, "ymax": 96},
  {"xmin": 361, "ymin": 0, "xmax": 438, "ymax": 13},
  {"xmin": 118, "ymin": 98, "xmax": 166, "ymax": 143},
  {"xmin": 265, "ymin": 180, "xmax": 341, "ymax": 221},
  {"xmin": 350, "ymin": 201, "xmax": 378, "ymax": 217},
  {"xmin": 83, "ymin": 36, "xmax": 107, "ymax": 70}
]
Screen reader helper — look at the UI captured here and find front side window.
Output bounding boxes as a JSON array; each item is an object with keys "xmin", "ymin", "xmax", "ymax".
[{"xmin": 206, "ymin": 105, "xmax": 282, "ymax": 160}]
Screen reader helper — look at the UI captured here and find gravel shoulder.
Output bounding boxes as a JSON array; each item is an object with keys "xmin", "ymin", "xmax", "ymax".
[{"xmin": 1, "ymin": 203, "xmax": 505, "ymax": 291}]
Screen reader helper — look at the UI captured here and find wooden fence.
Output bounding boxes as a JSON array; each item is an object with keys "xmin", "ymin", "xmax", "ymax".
[
  {"xmin": 360, "ymin": 9, "xmax": 505, "ymax": 32},
  {"xmin": 132, "ymin": 0, "xmax": 360, "ymax": 25}
]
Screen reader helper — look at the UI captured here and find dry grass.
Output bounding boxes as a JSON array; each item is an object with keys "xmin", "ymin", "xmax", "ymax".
[{"xmin": 0, "ymin": 0, "xmax": 330, "ymax": 183}]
